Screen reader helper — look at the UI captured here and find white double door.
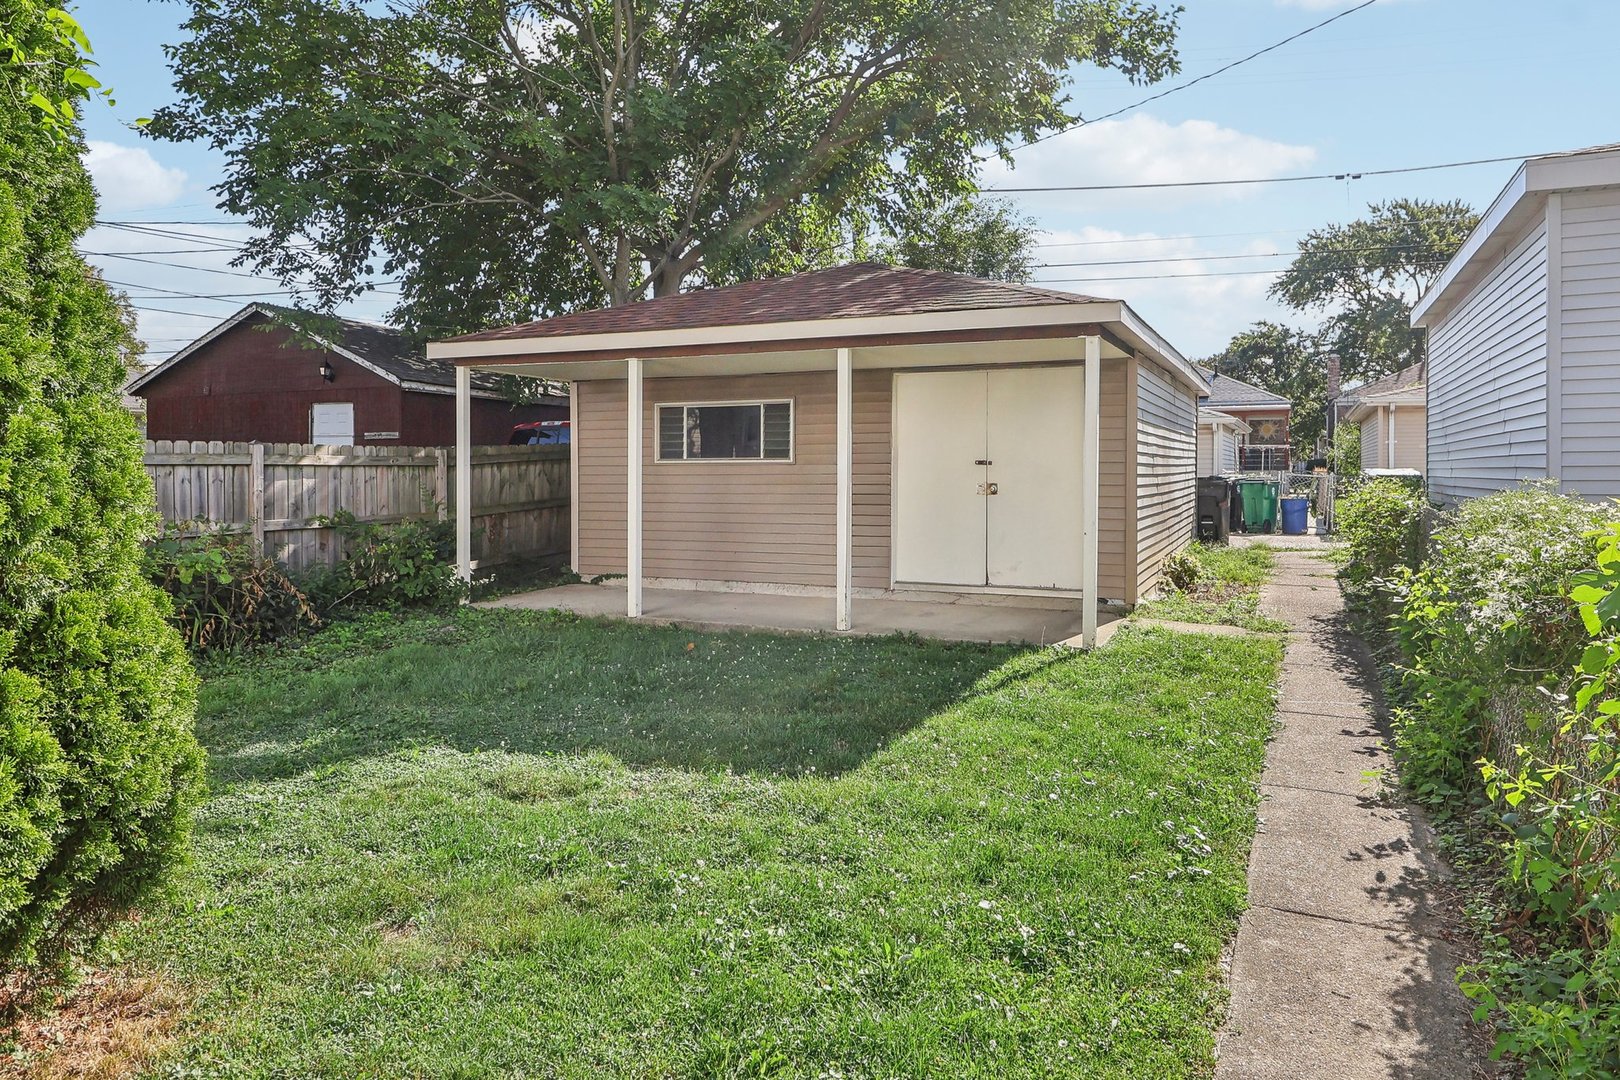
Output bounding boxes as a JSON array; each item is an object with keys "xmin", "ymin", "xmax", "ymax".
[{"xmin": 894, "ymin": 366, "xmax": 1086, "ymax": 590}]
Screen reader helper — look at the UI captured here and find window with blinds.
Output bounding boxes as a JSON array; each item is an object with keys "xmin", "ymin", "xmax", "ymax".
[{"xmin": 655, "ymin": 401, "xmax": 793, "ymax": 461}]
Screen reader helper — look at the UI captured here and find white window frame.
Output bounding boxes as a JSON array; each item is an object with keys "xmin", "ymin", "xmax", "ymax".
[
  {"xmin": 654, "ymin": 398, "xmax": 795, "ymax": 463},
  {"xmin": 310, "ymin": 401, "xmax": 355, "ymax": 446}
]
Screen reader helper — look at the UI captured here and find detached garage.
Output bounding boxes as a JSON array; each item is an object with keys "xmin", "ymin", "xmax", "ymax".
[{"xmin": 431, "ymin": 264, "xmax": 1201, "ymax": 646}]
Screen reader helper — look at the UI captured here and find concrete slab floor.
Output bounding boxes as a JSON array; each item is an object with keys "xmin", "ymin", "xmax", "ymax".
[{"xmin": 478, "ymin": 582, "xmax": 1127, "ymax": 647}]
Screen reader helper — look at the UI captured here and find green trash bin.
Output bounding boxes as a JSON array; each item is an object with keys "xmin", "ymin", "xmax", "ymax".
[{"xmin": 1238, "ymin": 480, "xmax": 1280, "ymax": 533}]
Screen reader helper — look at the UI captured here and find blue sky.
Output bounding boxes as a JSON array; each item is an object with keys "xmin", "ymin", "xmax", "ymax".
[{"xmin": 73, "ymin": 0, "xmax": 1620, "ymax": 364}]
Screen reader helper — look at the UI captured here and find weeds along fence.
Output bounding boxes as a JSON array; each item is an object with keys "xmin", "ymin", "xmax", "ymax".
[{"xmin": 143, "ymin": 441, "xmax": 569, "ymax": 572}]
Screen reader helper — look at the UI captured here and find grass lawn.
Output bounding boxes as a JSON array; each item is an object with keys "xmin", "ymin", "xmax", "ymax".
[
  {"xmin": 1134, "ymin": 544, "xmax": 1287, "ymax": 633},
  {"xmin": 101, "ymin": 611, "xmax": 1281, "ymax": 1078}
]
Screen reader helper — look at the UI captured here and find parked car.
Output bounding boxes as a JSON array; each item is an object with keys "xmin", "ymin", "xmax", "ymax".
[{"xmin": 509, "ymin": 419, "xmax": 570, "ymax": 446}]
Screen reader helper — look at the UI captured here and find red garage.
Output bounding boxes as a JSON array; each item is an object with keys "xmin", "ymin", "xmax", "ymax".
[{"xmin": 129, "ymin": 303, "xmax": 568, "ymax": 447}]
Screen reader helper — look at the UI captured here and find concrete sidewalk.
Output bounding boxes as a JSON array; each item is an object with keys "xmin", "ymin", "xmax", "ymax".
[{"xmin": 1216, "ymin": 545, "xmax": 1495, "ymax": 1079}]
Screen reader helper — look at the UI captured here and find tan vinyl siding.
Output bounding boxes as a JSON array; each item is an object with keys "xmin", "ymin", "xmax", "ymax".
[
  {"xmin": 1097, "ymin": 359, "xmax": 1130, "ymax": 602},
  {"xmin": 576, "ymin": 371, "xmax": 892, "ymax": 588},
  {"xmin": 1393, "ymin": 406, "xmax": 1426, "ymax": 471},
  {"xmin": 1558, "ymin": 189, "xmax": 1620, "ymax": 498},
  {"xmin": 576, "ymin": 360, "xmax": 1134, "ymax": 598},
  {"xmin": 1360, "ymin": 410, "xmax": 1384, "ymax": 469},
  {"xmin": 1196, "ymin": 425, "xmax": 1213, "ymax": 475},
  {"xmin": 1135, "ymin": 357, "xmax": 1197, "ymax": 598},
  {"xmin": 1425, "ymin": 217, "xmax": 1549, "ymax": 502}
]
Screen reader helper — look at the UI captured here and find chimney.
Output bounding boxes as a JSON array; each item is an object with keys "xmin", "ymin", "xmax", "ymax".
[{"xmin": 1326, "ymin": 352, "xmax": 1342, "ymax": 401}]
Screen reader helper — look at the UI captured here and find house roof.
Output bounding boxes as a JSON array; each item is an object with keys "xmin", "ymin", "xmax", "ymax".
[
  {"xmin": 127, "ymin": 304, "xmax": 568, "ymax": 401},
  {"xmin": 1196, "ymin": 368, "xmax": 1292, "ymax": 410},
  {"xmin": 446, "ymin": 262, "xmax": 1115, "ymax": 343},
  {"xmin": 1413, "ymin": 143, "xmax": 1620, "ymax": 327},
  {"xmin": 429, "ymin": 262, "xmax": 1206, "ymax": 395},
  {"xmin": 1198, "ymin": 408, "xmax": 1252, "ymax": 434},
  {"xmin": 1352, "ymin": 362, "xmax": 1426, "ymax": 401}
]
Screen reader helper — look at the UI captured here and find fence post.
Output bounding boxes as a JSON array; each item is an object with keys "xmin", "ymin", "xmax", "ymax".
[
  {"xmin": 250, "ymin": 442, "xmax": 266, "ymax": 555},
  {"xmin": 434, "ymin": 447, "xmax": 449, "ymax": 521}
]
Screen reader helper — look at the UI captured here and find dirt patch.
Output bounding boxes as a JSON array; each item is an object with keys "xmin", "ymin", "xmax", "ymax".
[{"xmin": 3, "ymin": 970, "xmax": 185, "ymax": 1080}]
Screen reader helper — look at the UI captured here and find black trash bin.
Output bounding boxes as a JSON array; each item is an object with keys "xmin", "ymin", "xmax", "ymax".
[{"xmin": 1196, "ymin": 476, "xmax": 1231, "ymax": 542}]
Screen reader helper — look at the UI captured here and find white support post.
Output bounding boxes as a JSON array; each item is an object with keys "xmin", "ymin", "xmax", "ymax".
[
  {"xmin": 1386, "ymin": 402, "xmax": 1397, "ymax": 468},
  {"xmin": 454, "ymin": 365, "xmax": 473, "ymax": 584},
  {"xmin": 626, "ymin": 357, "xmax": 643, "ymax": 618},
  {"xmin": 835, "ymin": 347, "xmax": 853, "ymax": 632},
  {"xmin": 1081, "ymin": 336, "xmax": 1102, "ymax": 648}
]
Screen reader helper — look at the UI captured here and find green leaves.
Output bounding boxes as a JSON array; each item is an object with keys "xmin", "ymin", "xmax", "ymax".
[{"xmin": 151, "ymin": 0, "xmax": 1182, "ymax": 331}]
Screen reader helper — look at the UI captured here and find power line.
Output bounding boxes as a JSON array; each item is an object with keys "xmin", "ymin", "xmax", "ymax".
[
  {"xmin": 1012, "ymin": 0, "xmax": 1379, "ymax": 151},
  {"xmin": 1032, "ymin": 259, "xmax": 1447, "ymax": 285},
  {"xmin": 1035, "ymin": 242, "xmax": 1436, "ymax": 270},
  {"xmin": 987, "ymin": 151, "xmax": 1535, "ymax": 193}
]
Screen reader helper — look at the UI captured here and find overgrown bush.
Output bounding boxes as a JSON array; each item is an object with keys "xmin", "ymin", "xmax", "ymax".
[
  {"xmin": 1162, "ymin": 548, "xmax": 1202, "ymax": 592},
  {"xmin": 147, "ymin": 526, "xmax": 320, "ymax": 650},
  {"xmin": 1328, "ymin": 422, "xmax": 1361, "ymax": 476},
  {"xmin": 1460, "ymin": 518, "xmax": 1620, "ymax": 1077},
  {"xmin": 0, "ymin": 4, "xmax": 203, "ymax": 972},
  {"xmin": 1390, "ymin": 483, "xmax": 1602, "ymax": 810},
  {"xmin": 1336, "ymin": 476, "xmax": 1428, "ymax": 592},
  {"xmin": 307, "ymin": 510, "xmax": 466, "ymax": 611}
]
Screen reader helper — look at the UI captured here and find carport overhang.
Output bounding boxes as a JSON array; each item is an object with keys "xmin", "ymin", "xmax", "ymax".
[{"xmin": 430, "ymin": 300, "xmax": 1199, "ymax": 648}]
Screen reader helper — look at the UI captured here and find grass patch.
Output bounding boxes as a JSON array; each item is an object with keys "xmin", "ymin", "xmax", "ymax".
[
  {"xmin": 1135, "ymin": 543, "xmax": 1287, "ymax": 633},
  {"xmin": 112, "ymin": 611, "xmax": 1281, "ymax": 1077}
]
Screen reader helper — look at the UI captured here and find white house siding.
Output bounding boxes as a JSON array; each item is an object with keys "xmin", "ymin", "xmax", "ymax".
[
  {"xmin": 1197, "ymin": 425, "xmax": 1213, "ymax": 475},
  {"xmin": 1136, "ymin": 358, "xmax": 1198, "ymax": 599},
  {"xmin": 1425, "ymin": 218, "xmax": 1549, "ymax": 502},
  {"xmin": 1558, "ymin": 190, "xmax": 1620, "ymax": 499}
]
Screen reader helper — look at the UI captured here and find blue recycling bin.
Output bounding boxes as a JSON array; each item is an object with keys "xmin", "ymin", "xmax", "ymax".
[{"xmin": 1280, "ymin": 495, "xmax": 1309, "ymax": 535}]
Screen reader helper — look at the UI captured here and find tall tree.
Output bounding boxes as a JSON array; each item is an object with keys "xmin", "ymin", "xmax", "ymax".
[
  {"xmin": 0, "ymin": 1, "xmax": 202, "ymax": 970},
  {"xmin": 869, "ymin": 197, "xmax": 1040, "ymax": 282},
  {"xmin": 151, "ymin": 0, "xmax": 1181, "ymax": 334},
  {"xmin": 1203, "ymin": 321, "xmax": 1327, "ymax": 451},
  {"xmin": 1269, "ymin": 198, "xmax": 1478, "ymax": 381}
]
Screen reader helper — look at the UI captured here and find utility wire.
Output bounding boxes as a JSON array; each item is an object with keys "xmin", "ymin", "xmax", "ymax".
[
  {"xmin": 1011, "ymin": 0, "xmax": 1380, "ymax": 151},
  {"xmin": 987, "ymin": 151, "xmax": 1535, "ymax": 193}
]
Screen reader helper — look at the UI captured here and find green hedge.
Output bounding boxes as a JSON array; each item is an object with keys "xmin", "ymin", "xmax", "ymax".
[
  {"xmin": 0, "ymin": 4, "xmax": 203, "ymax": 972},
  {"xmin": 1341, "ymin": 483, "xmax": 1615, "ymax": 1074}
]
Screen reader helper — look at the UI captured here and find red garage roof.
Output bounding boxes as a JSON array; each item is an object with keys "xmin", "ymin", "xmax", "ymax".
[{"xmin": 446, "ymin": 262, "xmax": 1114, "ymax": 343}]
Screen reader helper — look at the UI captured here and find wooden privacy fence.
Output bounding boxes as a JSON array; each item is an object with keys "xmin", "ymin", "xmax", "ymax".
[{"xmin": 143, "ymin": 441, "xmax": 569, "ymax": 572}]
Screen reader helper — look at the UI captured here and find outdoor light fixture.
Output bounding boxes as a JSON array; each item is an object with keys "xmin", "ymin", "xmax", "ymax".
[{"xmin": 319, "ymin": 359, "xmax": 335, "ymax": 382}]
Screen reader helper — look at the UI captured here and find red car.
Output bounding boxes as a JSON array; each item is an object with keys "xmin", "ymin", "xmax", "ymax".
[{"xmin": 508, "ymin": 419, "xmax": 570, "ymax": 446}]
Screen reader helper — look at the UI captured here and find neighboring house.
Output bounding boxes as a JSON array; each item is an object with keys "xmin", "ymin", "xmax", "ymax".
[
  {"xmin": 430, "ymin": 263, "xmax": 1205, "ymax": 643},
  {"xmin": 1412, "ymin": 143, "xmax": 1620, "ymax": 502},
  {"xmin": 120, "ymin": 379, "xmax": 147, "ymax": 437},
  {"xmin": 1197, "ymin": 409, "xmax": 1250, "ymax": 475},
  {"xmin": 1343, "ymin": 363, "xmax": 1426, "ymax": 472},
  {"xmin": 1198, "ymin": 369, "xmax": 1293, "ymax": 470},
  {"xmin": 128, "ymin": 303, "xmax": 568, "ymax": 447}
]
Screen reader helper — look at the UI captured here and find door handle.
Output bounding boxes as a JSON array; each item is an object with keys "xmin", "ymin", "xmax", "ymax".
[{"xmin": 978, "ymin": 482, "xmax": 999, "ymax": 496}]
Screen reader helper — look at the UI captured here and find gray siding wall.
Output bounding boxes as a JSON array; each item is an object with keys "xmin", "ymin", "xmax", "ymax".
[
  {"xmin": 1135, "ymin": 358, "xmax": 1197, "ymax": 599},
  {"xmin": 1426, "ymin": 217, "xmax": 1549, "ymax": 502},
  {"xmin": 1558, "ymin": 189, "xmax": 1620, "ymax": 498}
]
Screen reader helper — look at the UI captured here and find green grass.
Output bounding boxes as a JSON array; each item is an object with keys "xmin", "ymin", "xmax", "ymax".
[
  {"xmin": 113, "ymin": 611, "xmax": 1282, "ymax": 1078},
  {"xmin": 1135, "ymin": 543, "xmax": 1287, "ymax": 633}
]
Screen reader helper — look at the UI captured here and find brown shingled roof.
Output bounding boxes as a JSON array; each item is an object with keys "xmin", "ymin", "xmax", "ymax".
[{"xmin": 445, "ymin": 262, "xmax": 1114, "ymax": 343}]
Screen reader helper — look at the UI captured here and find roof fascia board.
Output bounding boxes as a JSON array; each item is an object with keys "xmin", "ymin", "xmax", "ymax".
[
  {"xmin": 1202, "ymin": 399, "xmax": 1291, "ymax": 412},
  {"xmin": 427, "ymin": 301, "xmax": 1124, "ymax": 361},
  {"xmin": 126, "ymin": 303, "xmax": 262, "ymax": 392},
  {"xmin": 1413, "ymin": 149, "xmax": 1620, "ymax": 328},
  {"xmin": 1412, "ymin": 163, "xmax": 1530, "ymax": 327},
  {"xmin": 1113, "ymin": 301, "xmax": 1205, "ymax": 393}
]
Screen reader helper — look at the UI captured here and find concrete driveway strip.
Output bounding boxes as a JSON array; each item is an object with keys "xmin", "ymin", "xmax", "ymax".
[{"xmin": 1216, "ymin": 543, "xmax": 1496, "ymax": 1080}]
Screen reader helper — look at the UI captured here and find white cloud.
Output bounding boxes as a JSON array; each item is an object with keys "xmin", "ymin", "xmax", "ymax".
[
  {"xmin": 983, "ymin": 114, "xmax": 1317, "ymax": 208},
  {"xmin": 82, "ymin": 141, "xmax": 188, "ymax": 211}
]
